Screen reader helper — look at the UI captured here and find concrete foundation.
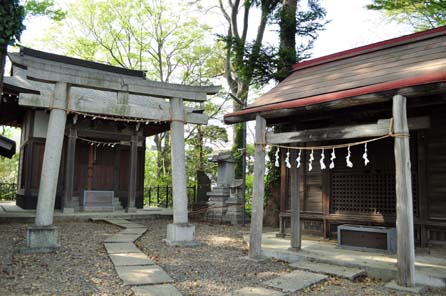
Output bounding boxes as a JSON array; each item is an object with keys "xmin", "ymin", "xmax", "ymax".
[
  {"xmin": 24, "ymin": 225, "xmax": 59, "ymax": 252},
  {"xmin": 164, "ymin": 223, "xmax": 196, "ymax": 246}
]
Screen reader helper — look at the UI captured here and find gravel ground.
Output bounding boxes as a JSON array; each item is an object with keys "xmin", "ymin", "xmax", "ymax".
[
  {"xmin": 136, "ymin": 219, "xmax": 446, "ymax": 296},
  {"xmin": 0, "ymin": 221, "xmax": 132, "ymax": 296},
  {"xmin": 1, "ymin": 220, "xmax": 445, "ymax": 296}
]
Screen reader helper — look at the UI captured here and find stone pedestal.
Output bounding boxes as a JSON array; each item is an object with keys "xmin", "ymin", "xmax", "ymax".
[
  {"xmin": 164, "ymin": 223, "xmax": 196, "ymax": 246},
  {"xmin": 206, "ymin": 187, "xmax": 230, "ymax": 222},
  {"xmin": 24, "ymin": 225, "xmax": 60, "ymax": 253},
  {"xmin": 224, "ymin": 179, "xmax": 245, "ymax": 225}
]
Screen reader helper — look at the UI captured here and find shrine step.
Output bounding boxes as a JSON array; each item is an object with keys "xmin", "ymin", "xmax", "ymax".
[{"xmin": 290, "ymin": 261, "xmax": 365, "ymax": 281}]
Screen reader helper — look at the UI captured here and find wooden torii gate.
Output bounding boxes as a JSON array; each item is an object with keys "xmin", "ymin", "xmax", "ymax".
[
  {"xmin": 8, "ymin": 47, "xmax": 220, "ymax": 251},
  {"xmin": 250, "ymin": 95, "xmax": 418, "ymax": 287}
]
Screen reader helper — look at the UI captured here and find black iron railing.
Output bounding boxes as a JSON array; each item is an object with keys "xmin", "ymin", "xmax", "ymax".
[
  {"xmin": 145, "ymin": 185, "xmax": 196, "ymax": 208},
  {"xmin": 0, "ymin": 183, "xmax": 16, "ymax": 201}
]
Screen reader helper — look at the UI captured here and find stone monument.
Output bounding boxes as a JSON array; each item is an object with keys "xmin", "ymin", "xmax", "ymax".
[{"xmin": 206, "ymin": 152, "xmax": 235, "ymax": 222}]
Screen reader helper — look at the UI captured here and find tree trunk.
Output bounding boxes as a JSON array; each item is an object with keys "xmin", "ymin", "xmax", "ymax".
[
  {"xmin": 277, "ymin": 0, "xmax": 297, "ymax": 81},
  {"xmin": 0, "ymin": 45, "xmax": 8, "ymax": 95}
]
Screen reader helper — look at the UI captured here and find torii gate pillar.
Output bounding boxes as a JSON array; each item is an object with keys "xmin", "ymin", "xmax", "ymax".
[{"xmin": 165, "ymin": 98, "xmax": 196, "ymax": 246}]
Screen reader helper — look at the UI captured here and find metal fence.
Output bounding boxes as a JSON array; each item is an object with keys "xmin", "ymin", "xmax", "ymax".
[
  {"xmin": 0, "ymin": 183, "xmax": 16, "ymax": 201},
  {"xmin": 145, "ymin": 185, "xmax": 196, "ymax": 208}
]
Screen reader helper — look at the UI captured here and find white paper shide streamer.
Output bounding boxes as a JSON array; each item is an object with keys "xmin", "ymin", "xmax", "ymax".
[
  {"xmin": 309, "ymin": 149, "xmax": 314, "ymax": 171},
  {"xmin": 296, "ymin": 149, "xmax": 302, "ymax": 168},
  {"xmin": 285, "ymin": 149, "xmax": 291, "ymax": 168},
  {"xmin": 275, "ymin": 147, "xmax": 280, "ymax": 167},
  {"xmin": 329, "ymin": 148, "xmax": 336, "ymax": 169},
  {"xmin": 346, "ymin": 146, "xmax": 353, "ymax": 168},
  {"xmin": 363, "ymin": 143, "xmax": 370, "ymax": 166},
  {"xmin": 320, "ymin": 149, "xmax": 326, "ymax": 170}
]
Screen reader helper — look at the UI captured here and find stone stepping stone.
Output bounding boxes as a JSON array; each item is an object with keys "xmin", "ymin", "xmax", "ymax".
[
  {"xmin": 119, "ymin": 228, "xmax": 148, "ymax": 235},
  {"xmin": 104, "ymin": 234, "xmax": 141, "ymax": 243},
  {"xmin": 264, "ymin": 270, "xmax": 327, "ymax": 293},
  {"xmin": 131, "ymin": 284, "xmax": 182, "ymax": 296},
  {"xmin": 119, "ymin": 223, "xmax": 148, "ymax": 228},
  {"xmin": 109, "ymin": 252, "xmax": 155, "ymax": 266},
  {"xmin": 224, "ymin": 287, "xmax": 284, "ymax": 296},
  {"xmin": 104, "ymin": 242, "xmax": 142, "ymax": 254},
  {"xmin": 115, "ymin": 265, "xmax": 174, "ymax": 286},
  {"xmin": 290, "ymin": 261, "xmax": 365, "ymax": 280}
]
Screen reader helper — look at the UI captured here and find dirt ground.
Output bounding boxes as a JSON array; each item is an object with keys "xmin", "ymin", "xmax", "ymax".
[
  {"xmin": 136, "ymin": 219, "xmax": 446, "ymax": 296},
  {"xmin": 0, "ymin": 219, "xmax": 445, "ymax": 295},
  {"xmin": 0, "ymin": 221, "xmax": 132, "ymax": 296}
]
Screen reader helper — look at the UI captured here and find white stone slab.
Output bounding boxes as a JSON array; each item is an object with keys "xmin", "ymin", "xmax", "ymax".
[
  {"xmin": 115, "ymin": 265, "xmax": 174, "ymax": 286},
  {"xmin": 224, "ymin": 287, "xmax": 284, "ymax": 296},
  {"xmin": 264, "ymin": 270, "xmax": 327, "ymax": 292},
  {"xmin": 104, "ymin": 234, "xmax": 141, "ymax": 243},
  {"xmin": 131, "ymin": 284, "xmax": 182, "ymax": 296},
  {"xmin": 290, "ymin": 261, "xmax": 365, "ymax": 280},
  {"xmin": 104, "ymin": 242, "xmax": 142, "ymax": 254},
  {"xmin": 109, "ymin": 252, "xmax": 155, "ymax": 266}
]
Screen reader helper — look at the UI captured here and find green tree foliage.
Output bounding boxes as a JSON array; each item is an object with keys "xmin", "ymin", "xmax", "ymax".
[
  {"xmin": 40, "ymin": 0, "xmax": 227, "ymax": 193},
  {"xmin": 367, "ymin": 0, "xmax": 446, "ymax": 31},
  {"xmin": 219, "ymin": 0, "xmax": 326, "ymax": 178},
  {"xmin": 24, "ymin": 0, "xmax": 66, "ymax": 21},
  {"xmin": 0, "ymin": 127, "xmax": 19, "ymax": 184},
  {"xmin": 0, "ymin": 1, "xmax": 25, "ymax": 47},
  {"xmin": 0, "ymin": 0, "xmax": 25, "ymax": 94},
  {"xmin": 0, "ymin": 0, "xmax": 64, "ymax": 93}
]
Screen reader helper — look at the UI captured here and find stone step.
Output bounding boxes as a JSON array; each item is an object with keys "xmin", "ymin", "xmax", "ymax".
[
  {"xmin": 132, "ymin": 284, "xmax": 182, "ymax": 296},
  {"xmin": 263, "ymin": 269, "xmax": 327, "ymax": 293},
  {"xmin": 224, "ymin": 287, "xmax": 284, "ymax": 296},
  {"xmin": 290, "ymin": 261, "xmax": 365, "ymax": 280},
  {"xmin": 115, "ymin": 265, "xmax": 174, "ymax": 286}
]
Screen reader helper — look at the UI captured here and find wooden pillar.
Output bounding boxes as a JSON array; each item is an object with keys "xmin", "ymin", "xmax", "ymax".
[
  {"xmin": 249, "ymin": 115, "xmax": 266, "ymax": 258},
  {"xmin": 126, "ymin": 133, "xmax": 138, "ymax": 212},
  {"xmin": 393, "ymin": 94, "xmax": 416, "ymax": 287},
  {"xmin": 63, "ymin": 127, "xmax": 77, "ymax": 213},
  {"xmin": 289, "ymin": 147, "xmax": 301, "ymax": 250}
]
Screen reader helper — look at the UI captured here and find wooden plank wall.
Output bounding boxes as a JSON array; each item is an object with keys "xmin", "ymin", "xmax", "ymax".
[{"xmin": 281, "ymin": 109, "xmax": 446, "ymax": 247}]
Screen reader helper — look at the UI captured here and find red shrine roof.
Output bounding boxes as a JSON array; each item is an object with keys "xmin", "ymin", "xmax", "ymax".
[{"xmin": 224, "ymin": 26, "xmax": 446, "ymax": 124}]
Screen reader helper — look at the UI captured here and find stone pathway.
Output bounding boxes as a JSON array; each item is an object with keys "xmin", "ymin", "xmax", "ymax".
[
  {"xmin": 226, "ymin": 267, "xmax": 329, "ymax": 295},
  {"xmin": 290, "ymin": 261, "xmax": 365, "ymax": 280},
  {"xmin": 264, "ymin": 269, "xmax": 328, "ymax": 293},
  {"xmin": 101, "ymin": 219, "xmax": 181, "ymax": 296}
]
